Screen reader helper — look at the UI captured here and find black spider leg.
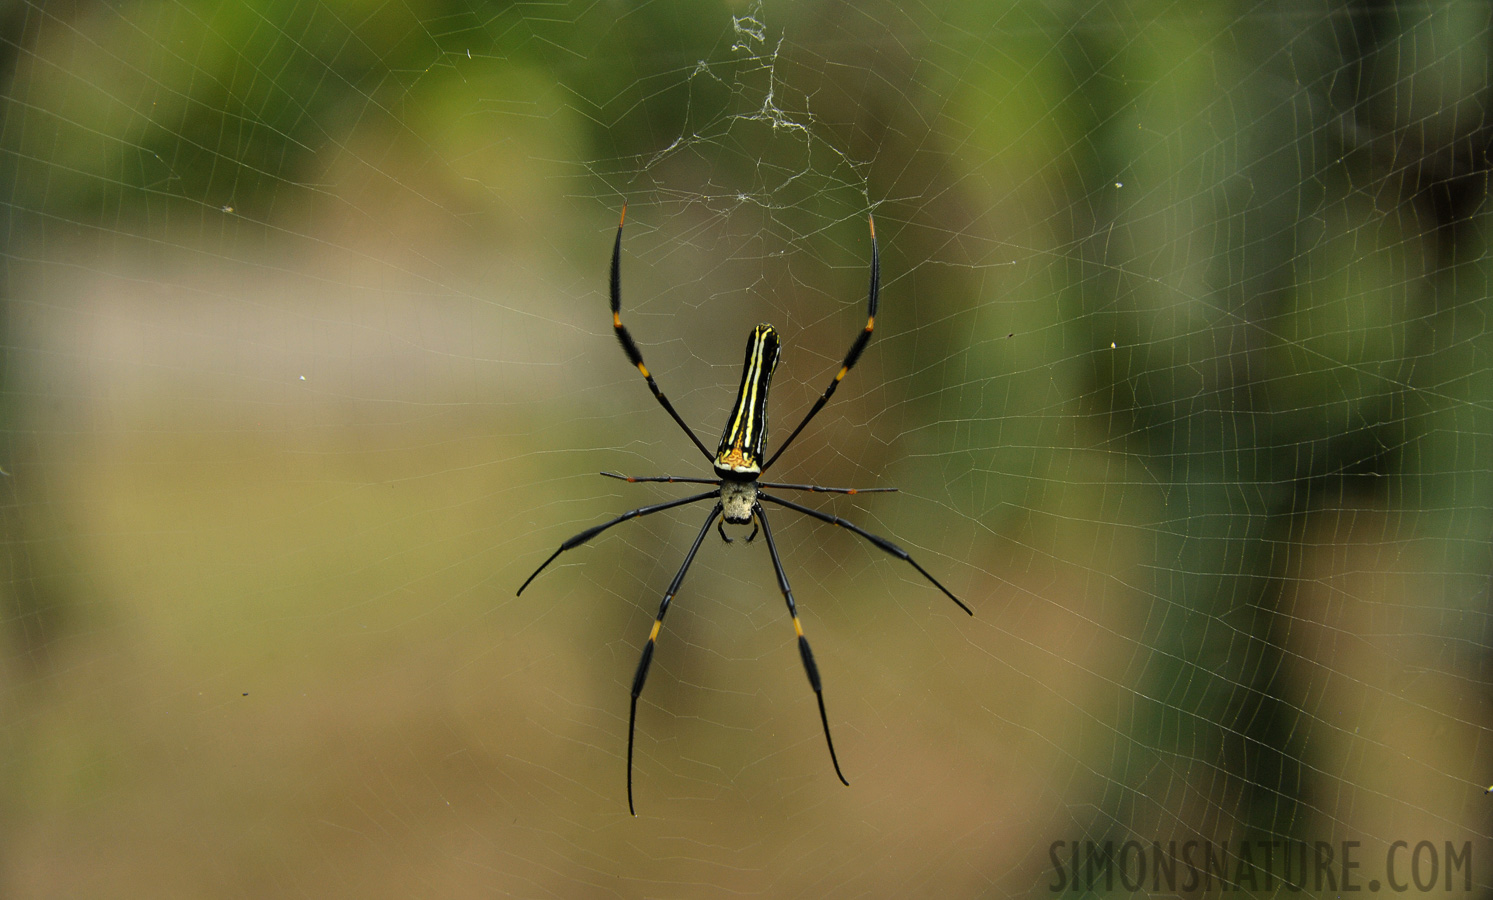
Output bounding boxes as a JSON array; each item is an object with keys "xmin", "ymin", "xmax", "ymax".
[
  {"xmin": 602, "ymin": 473, "xmax": 893, "ymax": 499},
  {"xmin": 628, "ymin": 503, "xmax": 722, "ymax": 816},
  {"xmin": 754, "ymin": 502, "xmax": 849, "ymax": 786},
  {"xmin": 757, "ymin": 481, "xmax": 897, "ymax": 495},
  {"xmin": 516, "ymin": 490, "xmax": 718, "ymax": 596},
  {"xmin": 763, "ymin": 214, "xmax": 879, "ymax": 472},
  {"xmin": 608, "ymin": 472, "xmax": 895, "ymax": 495},
  {"xmin": 610, "ymin": 206, "xmax": 714, "ymax": 461},
  {"xmin": 601, "ymin": 472, "xmax": 720, "ymax": 487},
  {"xmin": 759, "ymin": 492, "xmax": 972, "ymax": 616}
]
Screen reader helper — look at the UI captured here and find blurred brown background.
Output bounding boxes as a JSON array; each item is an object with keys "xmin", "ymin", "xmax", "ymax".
[{"xmin": 0, "ymin": 0, "xmax": 1490, "ymax": 896}]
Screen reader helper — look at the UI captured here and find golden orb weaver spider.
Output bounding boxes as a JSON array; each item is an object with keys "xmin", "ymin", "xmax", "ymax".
[{"xmin": 517, "ymin": 206, "xmax": 972, "ymax": 815}]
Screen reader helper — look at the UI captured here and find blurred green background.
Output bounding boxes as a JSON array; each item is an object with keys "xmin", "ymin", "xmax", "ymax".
[{"xmin": 0, "ymin": 0, "xmax": 1490, "ymax": 895}]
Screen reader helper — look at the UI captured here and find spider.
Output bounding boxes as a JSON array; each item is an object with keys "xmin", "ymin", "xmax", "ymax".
[{"xmin": 517, "ymin": 206, "xmax": 972, "ymax": 815}]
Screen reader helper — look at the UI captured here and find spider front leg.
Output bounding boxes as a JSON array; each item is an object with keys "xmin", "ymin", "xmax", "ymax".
[
  {"xmin": 628, "ymin": 503, "xmax": 723, "ymax": 816},
  {"xmin": 755, "ymin": 502, "xmax": 849, "ymax": 786}
]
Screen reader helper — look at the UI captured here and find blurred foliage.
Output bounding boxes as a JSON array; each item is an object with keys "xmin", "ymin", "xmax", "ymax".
[{"xmin": 0, "ymin": 0, "xmax": 765, "ymax": 227}]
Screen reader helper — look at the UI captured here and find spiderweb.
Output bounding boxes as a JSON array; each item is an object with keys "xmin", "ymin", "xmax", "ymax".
[{"xmin": 1, "ymin": 0, "xmax": 1489, "ymax": 896}]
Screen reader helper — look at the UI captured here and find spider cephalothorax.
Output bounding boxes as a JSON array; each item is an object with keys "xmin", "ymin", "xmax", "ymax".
[
  {"xmin": 718, "ymin": 478, "xmax": 758, "ymax": 526},
  {"xmin": 518, "ymin": 207, "xmax": 971, "ymax": 815}
]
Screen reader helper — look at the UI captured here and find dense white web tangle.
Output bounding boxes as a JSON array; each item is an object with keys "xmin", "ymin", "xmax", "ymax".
[{"xmin": 0, "ymin": 0, "xmax": 1490, "ymax": 896}]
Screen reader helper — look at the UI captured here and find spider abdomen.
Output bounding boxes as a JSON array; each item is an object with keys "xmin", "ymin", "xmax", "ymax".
[{"xmin": 714, "ymin": 324, "xmax": 780, "ymax": 478}]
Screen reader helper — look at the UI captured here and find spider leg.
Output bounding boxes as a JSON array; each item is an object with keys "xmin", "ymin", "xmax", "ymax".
[
  {"xmin": 516, "ymin": 490, "xmax": 718, "ymax": 596},
  {"xmin": 610, "ymin": 206, "xmax": 714, "ymax": 462},
  {"xmin": 602, "ymin": 472, "xmax": 720, "ymax": 487},
  {"xmin": 756, "ymin": 481, "xmax": 897, "ymax": 495},
  {"xmin": 628, "ymin": 503, "xmax": 722, "ymax": 816},
  {"xmin": 755, "ymin": 503, "xmax": 848, "ymax": 786},
  {"xmin": 758, "ymin": 492, "xmax": 972, "ymax": 616},
  {"xmin": 763, "ymin": 214, "xmax": 878, "ymax": 472}
]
